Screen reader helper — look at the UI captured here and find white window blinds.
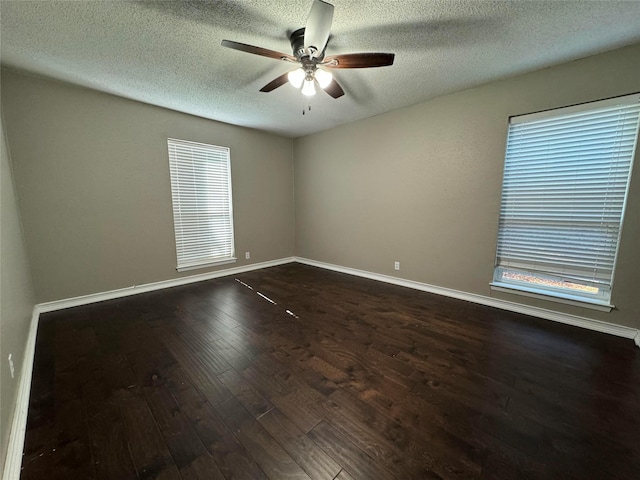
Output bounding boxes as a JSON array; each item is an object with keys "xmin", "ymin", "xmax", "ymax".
[
  {"xmin": 167, "ymin": 138, "xmax": 235, "ymax": 271},
  {"xmin": 494, "ymin": 94, "xmax": 640, "ymax": 303}
]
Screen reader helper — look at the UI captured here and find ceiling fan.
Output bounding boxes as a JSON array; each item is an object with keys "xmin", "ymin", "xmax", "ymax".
[{"xmin": 221, "ymin": 0, "xmax": 395, "ymax": 99}]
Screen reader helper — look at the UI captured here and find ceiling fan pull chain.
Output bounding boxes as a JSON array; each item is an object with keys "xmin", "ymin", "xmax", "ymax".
[{"xmin": 302, "ymin": 99, "xmax": 312, "ymax": 115}]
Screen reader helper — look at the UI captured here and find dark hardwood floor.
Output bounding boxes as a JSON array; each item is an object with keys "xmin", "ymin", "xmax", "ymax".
[{"xmin": 21, "ymin": 263, "xmax": 640, "ymax": 479}]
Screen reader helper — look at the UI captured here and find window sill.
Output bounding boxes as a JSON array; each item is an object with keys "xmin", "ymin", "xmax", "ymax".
[
  {"xmin": 490, "ymin": 282, "xmax": 614, "ymax": 312},
  {"xmin": 177, "ymin": 257, "xmax": 237, "ymax": 272}
]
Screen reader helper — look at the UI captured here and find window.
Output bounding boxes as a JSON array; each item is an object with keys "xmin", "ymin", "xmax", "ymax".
[
  {"xmin": 493, "ymin": 94, "xmax": 640, "ymax": 307},
  {"xmin": 167, "ymin": 138, "xmax": 235, "ymax": 271}
]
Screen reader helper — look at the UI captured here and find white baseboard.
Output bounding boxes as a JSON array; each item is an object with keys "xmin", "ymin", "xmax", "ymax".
[
  {"xmin": 2, "ymin": 307, "xmax": 40, "ymax": 480},
  {"xmin": 37, "ymin": 257, "xmax": 295, "ymax": 313},
  {"xmin": 294, "ymin": 257, "xmax": 640, "ymax": 343}
]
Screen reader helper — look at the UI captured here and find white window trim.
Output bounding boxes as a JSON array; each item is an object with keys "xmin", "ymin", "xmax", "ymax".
[
  {"xmin": 490, "ymin": 283, "xmax": 614, "ymax": 312},
  {"xmin": 176, "ymin": 258, "xmax": 237, "ymax": 273}
]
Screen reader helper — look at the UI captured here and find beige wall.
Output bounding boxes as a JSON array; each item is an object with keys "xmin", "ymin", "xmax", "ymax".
[
  {"xmin": 294, "ymin": 43, "xmax": 640, "ymax": 330},
  {"xmin": 2, "ymin": 44, "xmax": 639, "ymax": 330},
  {"xmin": 1, "ymin": 107, "xmax": 36, "ymax": 471},
  {"xmin": 1, "ymin": 71, "xmax": 295, "ymax": 303}
]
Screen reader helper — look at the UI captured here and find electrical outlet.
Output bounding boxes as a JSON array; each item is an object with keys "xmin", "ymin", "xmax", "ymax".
[
  {"xmin": 245, "ymin": 251, "xmax": 250, "ymax": 260},
  {"xmin": 394, "ymin": 261, "xmax": 400, "ymax": 271},
  {"xmin": 8, "ymin": 354, "xmax": 15, "ymax": 379}
]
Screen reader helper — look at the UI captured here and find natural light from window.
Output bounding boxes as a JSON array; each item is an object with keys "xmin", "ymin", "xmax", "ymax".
[{"xmin": 493, "ymin": 93, "xmax": 640, "ymax": 307}]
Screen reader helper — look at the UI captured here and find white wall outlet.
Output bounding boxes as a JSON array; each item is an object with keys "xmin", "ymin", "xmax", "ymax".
[
  {"xmin": 8, "ymin": 354, "xmax": 15, "ymax": 379},
  {"xmin": 394, "ymin": 261, "xmax": 400, "ymax": 271},
  {"xmin": 245, "ymin": 251, "xmax": 250, "ymax": 260}
]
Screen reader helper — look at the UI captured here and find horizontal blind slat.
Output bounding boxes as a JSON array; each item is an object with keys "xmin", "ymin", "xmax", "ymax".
[{"xmin": 496, "ymin": 97, "xmax": 639, "ymax": 294}]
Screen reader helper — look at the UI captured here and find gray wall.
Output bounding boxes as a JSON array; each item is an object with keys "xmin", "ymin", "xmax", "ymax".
[
  {"xmin": 1, "ymin": 107, "xmax": 36, "ymax": 471},
  {"xmin": 294, "ymin": 43, "xmax": 640, "ymax": 330},
  {"xmin": 1, "ymin": 71, "xmax": 295, "ymax": 303}
]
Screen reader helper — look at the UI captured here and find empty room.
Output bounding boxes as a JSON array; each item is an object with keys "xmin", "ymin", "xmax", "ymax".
[{"xmin": 1, "ymin": 1, "xmax": 639, "ymax": 479}]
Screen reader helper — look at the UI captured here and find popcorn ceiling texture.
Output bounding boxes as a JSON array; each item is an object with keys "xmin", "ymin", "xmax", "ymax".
[{"xmin": 1, "ymin": 0, "xmax": 639, "ymax": 138}]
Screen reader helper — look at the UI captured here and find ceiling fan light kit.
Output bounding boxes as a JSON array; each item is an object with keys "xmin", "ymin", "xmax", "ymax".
[
  {"xmin": 301, "ymin": 78, "xmax": 316, "ymax": 96},
  {"xmin": 288, "ymin": 68, "xmax": 305, "ymax": 88},
  {"xmin": 221, "ymin": 0, "xmax": 394, "ymax": 101},
  {"xmin": 314, "ymin": 68, "xmax": 333, "ymax": 89}
]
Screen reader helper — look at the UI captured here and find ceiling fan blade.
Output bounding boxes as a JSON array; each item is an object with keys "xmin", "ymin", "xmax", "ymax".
[
  {"xmin": 260, "ymin": 73, "xmax": 291, "ymax": 92},
  {"xmin": 322, "ymin": 78, "xmax": 345, "ymax": 99},
  {"xmin": 324, "ymin": 52, "xmax": 395, "ymax": 68},
  {"xmin": 304, "ymin": 0, "xmax": 334, "ymax": 57},
  {"xmin": 221, "ymin": 39, "xmax": 296, "ymax": 62}
]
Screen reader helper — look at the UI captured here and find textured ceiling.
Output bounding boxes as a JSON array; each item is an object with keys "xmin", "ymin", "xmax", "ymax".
[{"xmin": 2, "ymin": 0, "xmax": 640, "ymax": 138}]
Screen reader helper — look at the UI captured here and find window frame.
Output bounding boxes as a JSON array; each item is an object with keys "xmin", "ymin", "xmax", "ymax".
[
  {"xmin": 491, "ymin": 93, "xmax": 640, "ymax": 310},
  {"xmin": 167, "ymin": 137, "xmax": 236, "ymax": 272}
]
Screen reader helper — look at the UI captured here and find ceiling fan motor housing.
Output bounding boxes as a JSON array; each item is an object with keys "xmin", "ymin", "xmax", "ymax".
[{"xmin": 290, "ymin": 28, "xmax": 324, "ymax": 62}]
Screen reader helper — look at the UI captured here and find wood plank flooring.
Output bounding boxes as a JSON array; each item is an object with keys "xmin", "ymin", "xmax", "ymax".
[{"xmin": 20, "ymin": 263, "xmax": 640, "ymax": 479}]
